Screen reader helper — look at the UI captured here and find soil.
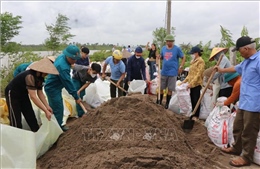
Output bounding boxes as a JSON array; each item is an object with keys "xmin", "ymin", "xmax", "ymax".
[{"xmin": 37, "ymin": 95, "xmax": 259, "ymax": 169}]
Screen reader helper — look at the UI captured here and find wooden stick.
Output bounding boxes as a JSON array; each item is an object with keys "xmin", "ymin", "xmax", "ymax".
[
  {"xmin": 79, "ymin": 102, "xmax": 88, "ymax": 114},
  {"xmin": 106, "ymin": 77, "xmax": 128, "ymax": 93},
  {"xmin": 190, "ymin": 54, "xmax": 224, "ymax": 117},
  {"xmin": 158, "ymin": 57, "xmax": 161, "ymax": 102}
]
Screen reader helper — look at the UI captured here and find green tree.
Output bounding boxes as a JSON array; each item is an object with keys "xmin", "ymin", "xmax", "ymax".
[
  {"xmin": 44, "ymin": 13, "xmax": 74, "ymax": 54},
  {"xmin": 152, "ymin": 27, "xmax": 175, "ymax": 49},
  {"xmin": 219, "ymin": 25, "xmax": 235, "ymax": 48},
  {"xmin": 0, "ymin": 12, "xmax": 22, "ymax": 53}
]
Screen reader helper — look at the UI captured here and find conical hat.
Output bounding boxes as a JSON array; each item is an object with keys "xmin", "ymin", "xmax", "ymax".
[
  {"xmin": 122, "ymin": 50, "xmax": 131, "ymax": 58},
  {"xmin": 29, "ymin": 58, "xmax": 59, "ymax": 75},
  {"xmin": 209, "ymin": 47, "xmax": 228, "ymax": 61},
  {"xmin": 46, "ymin": 56, "xmax": 56, "ymax": 63}
]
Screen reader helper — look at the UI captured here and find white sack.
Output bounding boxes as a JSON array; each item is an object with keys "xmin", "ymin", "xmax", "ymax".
[
  {"xmin": 199, "ymin": 88, "xmax": 213, "ymax": 120},
  {"xmin": 176, "ymin": 83, "xmax": 192, "ymax": 117},
  {"xmin": 168, "ymin": 93, "xmax": 180, "ymax": 114},
  {"xmin": 207, "ymin": 106, "xmax": 231, "ymax": 148},
  {"xmin": 128, "ymin": 80, "xmax": 146, "ymax": 94}
]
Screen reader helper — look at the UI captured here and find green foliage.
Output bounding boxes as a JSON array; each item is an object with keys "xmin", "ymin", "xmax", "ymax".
[
  {"xmin": 152, "ymin": 27, "xmax": 175, "ymax": 49},
  {"xmin": 44, "ymin": 13, "xmax": 74, "ymax": 55},
  {"xmin": 90, "ymin": 50, "xmax": 112, "ymax": 62},
  {"xmin": 0, "ymin": 12, "xmax": 22, "ymax": 51},
  {"xmin": 219, "ymin": 25, "xmax": 235, "ymax": 48},
  {"xmin": 0, "ymin": 52, "xmax": 41, "ymax": 97}
]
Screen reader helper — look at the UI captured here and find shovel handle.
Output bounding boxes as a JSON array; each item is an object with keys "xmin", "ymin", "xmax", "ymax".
[
  {"xmin": 191, "ymin": 54, "xmax": 224, "ymax": 117},
  {"xmin": 79, "ymin": 102, "xmax": 88, "ymax": 114},
  {"xmin": 106, "ymin": 77, "xmax": 128, "ymax": 93}
]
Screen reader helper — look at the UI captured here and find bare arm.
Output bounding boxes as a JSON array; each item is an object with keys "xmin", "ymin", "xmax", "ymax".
[
  {"xmin": 215, "ymin": 66, "xmax": 236, "ymax": 73},
  {"xmin": 102, "ymin": 63, "xmax": 108, "ymax": 78},
  {"xmin": 78, "ymin": 82, "xmax": 91, "ymax": 94},
  {"xmin": 28, "ymin": 89, "xmax": 52, "ymax": 120}
]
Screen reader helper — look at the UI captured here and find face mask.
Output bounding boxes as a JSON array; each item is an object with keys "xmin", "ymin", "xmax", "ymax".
[
  {"xmin": 191, "ymin": 54, "xmax": 195, "ymax": 60},
  {"xmin": 136, "ymin": 56, "xmax": 141, "ymax": 59},
  {"xmin": 90, "ymin": 73, "xmax": 97, "ymax": 78}
]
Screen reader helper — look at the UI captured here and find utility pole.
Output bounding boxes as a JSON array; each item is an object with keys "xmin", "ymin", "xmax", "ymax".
[{"xmin": 166, "ymin": 0, "xmax": 171, "ymax": 34}]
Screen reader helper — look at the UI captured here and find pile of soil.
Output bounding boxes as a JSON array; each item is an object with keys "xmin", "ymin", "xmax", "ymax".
[{"xmin": 37, "ymin": 95, "xmax": 230, "ymax": 169}]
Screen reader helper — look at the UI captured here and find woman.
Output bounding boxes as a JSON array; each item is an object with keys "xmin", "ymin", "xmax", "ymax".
[
  {"xmin": 146, "ymin": 42, "xmax": 158, "ymax": 80},
  {"xmin": 5, "ymin": 58, "xmax": 59, "ymax": 132},
  {"xmin": 182, "ymin": 46, "xmax": 205, "ymax": 121}
]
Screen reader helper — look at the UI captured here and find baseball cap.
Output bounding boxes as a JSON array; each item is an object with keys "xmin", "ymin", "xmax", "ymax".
[
  {"xmin": 232, "ymin": 36, "xmax": 255, "ymax": 52},
  {"xmin": 63, "ymin": 45, "xmax": 81, "ymax": 60},
  {"xmin": 135, "ymin": 46, "xmax": 143, "ymax": 53},
  {"xmin": 189, "ymin": 46, "xmax": 203, "ymax": 54}
]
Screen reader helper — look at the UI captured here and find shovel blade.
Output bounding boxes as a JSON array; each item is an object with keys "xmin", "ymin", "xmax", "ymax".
[{"xmin": 182, "ymin": 119, "xmax": 195, "ymax": 132}]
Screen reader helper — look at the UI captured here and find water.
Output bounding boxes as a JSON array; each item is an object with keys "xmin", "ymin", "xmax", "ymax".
[{"xmin": 0, "ymin": 50, "xmax": 104, "ymax": 68}]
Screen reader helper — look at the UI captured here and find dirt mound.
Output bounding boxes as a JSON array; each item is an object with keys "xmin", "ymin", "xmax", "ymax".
[{"xmin": 37, "ymin": 95, "xmax": 226, "ymax": 169}]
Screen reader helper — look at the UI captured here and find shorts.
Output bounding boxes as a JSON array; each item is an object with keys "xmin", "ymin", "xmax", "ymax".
[{"xmin": 161, "ymin": 76, "xmax": 177, "ymax": 91}]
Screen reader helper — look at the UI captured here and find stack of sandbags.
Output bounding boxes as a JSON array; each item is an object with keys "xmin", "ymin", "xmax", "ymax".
[{"xmin": 0, "ymin": 98, "xmax": 10, "ymax": 125}]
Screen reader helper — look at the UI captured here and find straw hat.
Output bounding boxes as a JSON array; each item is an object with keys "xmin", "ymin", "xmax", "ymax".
[
  {"xmin": 28, "ymin": 58, "xmax": 59, "ymax": 75},
  {"xmin": 46, "ymin": 56, "xmax": 56, "ymax": 63},
  {"xmin": 209, "ymin": 47, "xmax": 228, "ymax": 61}
]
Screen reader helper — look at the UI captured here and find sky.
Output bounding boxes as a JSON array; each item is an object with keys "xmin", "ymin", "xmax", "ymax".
[{"xmin": 1, "ymin": 1, "xmax": 260, "ymax": 48}]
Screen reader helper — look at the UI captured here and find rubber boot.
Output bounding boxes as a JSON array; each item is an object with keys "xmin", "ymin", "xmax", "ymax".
[
  {"xmin": 156, "ymin": 94, "xmax": 163, "ymax": 105},
  {"xmin": 165, "ymin": 95, "xmax": 171, "ymax": 109}
]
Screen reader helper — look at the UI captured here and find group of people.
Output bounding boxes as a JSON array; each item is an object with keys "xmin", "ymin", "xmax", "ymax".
[
  {"xmin": 4, "ymin": 35, "xmax": 260, "ymax": 168},
  {"xmin": 5, "ymin": 45, "xmax": 101, "ymax": 132}
]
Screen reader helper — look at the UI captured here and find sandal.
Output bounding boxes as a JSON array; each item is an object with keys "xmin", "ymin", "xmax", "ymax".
[
  {"xmin": 229, "ymin": 156, "xmax": 250, "ymax": 167},
  {"xmin": 221, "ymin": 147, "xmax": 240, "ymax": 155}
]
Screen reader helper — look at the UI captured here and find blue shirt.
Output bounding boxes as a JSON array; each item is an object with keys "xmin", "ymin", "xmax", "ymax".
[
  {"xmin": 235, "ymin": 51, "xmax": 260, "ymax": 112},
  {"xmin": 127, "ymin": 55, "xmax": 146, "ymax": 81},
  {"xmin": 105, "ymin": 56, "xmax": 125, "ymax": 80},
  {"xmin": 44, "ymin": 54, "xmax": 79, "ymax": 100},
  {"xmin": 13, "ymin": 62, "xmax": 32, "ymax": 77},
  {"xmin": 160, "ymin": 45, "xmax": 184, "ymax": 76}
]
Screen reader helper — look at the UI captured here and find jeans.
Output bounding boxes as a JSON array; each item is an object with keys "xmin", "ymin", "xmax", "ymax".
[{"xmin": 149, "ymin": 61, "xmax": 156, "ymax": 80}]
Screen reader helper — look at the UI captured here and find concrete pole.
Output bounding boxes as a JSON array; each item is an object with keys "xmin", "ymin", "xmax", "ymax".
[{"xmin": 166, "ymin": 0, "xmax": 171, "ymax": 34}]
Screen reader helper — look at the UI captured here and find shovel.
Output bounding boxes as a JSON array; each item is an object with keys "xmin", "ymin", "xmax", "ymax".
[
  {"xmin": 79, "ymin": 102, "xmax": 88, "ymax": 114},
  {"xmin": 105, "ymin": 77, "xmax": 129, "ymax": 95},
  {"xmin": 182, "ymin": 54, "xmax": 224, "ymax": 132}
]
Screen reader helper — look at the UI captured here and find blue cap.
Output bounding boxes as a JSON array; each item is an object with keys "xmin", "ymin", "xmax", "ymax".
[
  {"xmin": 189, "ymin": 46, "xmax": 203, "ymax": 54},
  {"xmin": 135, "ymin": 46, "xmax": 143, "ymax": 53},
  {"xmin": 224, "ymin": 72, "xmax": 240, "ymax": 83},
  {"xmin": 63, "ymin": 45, "xmax": 81, "ymax": 60}
]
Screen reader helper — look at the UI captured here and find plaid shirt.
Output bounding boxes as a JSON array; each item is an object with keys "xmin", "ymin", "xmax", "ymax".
[{"xmin": 183, "ymin": 57, "xmax": 205, "ymax": 88}]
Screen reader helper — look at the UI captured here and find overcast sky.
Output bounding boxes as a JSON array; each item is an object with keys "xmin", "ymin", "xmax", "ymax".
[{"xmin": 1, "ymin": 1, "xmax": 260, "ymax": 48}]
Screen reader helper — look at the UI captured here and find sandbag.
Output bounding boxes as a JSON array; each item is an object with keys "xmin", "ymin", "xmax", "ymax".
[
  {"xmin": 176, "ymin": 82, "xmax": 192, "ymax": 117},
  {"xmin": 128, "ymin": 80, "xmax": 146, "ymax": 94},
  {"xmin": 0, "ymin": 98, "xmax": 10, "ymax": 125},
  {"xmin": 207, "ymin": 106, "xmax": 231, "ymax": 148},
  {"xmin": 199, "ymin": 89, "xmax": 213, "ymax": 120},
  {"xmin": 254, "ymin": 130, "xmax": 260, "ymax": 165},
  {"xmin": 168, "ymin": 93, "xmax": 180, "ymax": 114},
  {"xmin": 1, "ymin": 113, "xmax": 62, "ymax": 168}
]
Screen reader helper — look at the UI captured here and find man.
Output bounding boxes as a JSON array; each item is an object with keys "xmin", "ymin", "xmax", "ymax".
[
  {"xmin": 215, "ymin": 36, "xmax": 260, "ymax": 167},
  {"xmin": 157, "ymin": 34, "xmax": 186, "ymax": 109},
  {"xmin": 13, "ymin": 62, "xmax": 32, "ymax": 77},
  {"xmin": 5, "ymin": 58, "xmax": 59, "ymax": 132},
  {"xmin": 124, "ymin": 46, "xmax": 148, "ymax": 94},
  {"xmin": 77, "ymin": 47, "xmax": 90, "ymax": 66},
  {"xmin": 72, "ymin": 63, "xmax": 101, "ymax": 117},
  {"xmin": 209, "ymin": 48, "xmax": 233, "ymax": 98},
  {"xmin": 102, "ymin": 50, "xmax": 126, "ymax": 98},
  {"xmin": 44, "ymin": 45, "xmax": 82, "ymax": 131}
]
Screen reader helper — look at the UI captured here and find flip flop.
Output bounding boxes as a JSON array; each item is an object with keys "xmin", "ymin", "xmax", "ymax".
[
  {"xmin": 229, "ymin": 157, "xmax": 250, "ymax": 167},
  {"xmin": 221, "ymin": 147, "xmax": 240, "ymax": 155}
]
